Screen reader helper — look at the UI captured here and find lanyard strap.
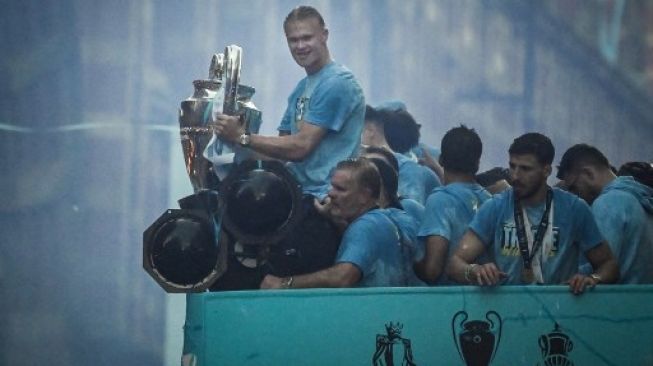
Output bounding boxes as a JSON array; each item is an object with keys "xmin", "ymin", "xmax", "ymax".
[{"xmin": 514, "ymin": 189, "xmax": 553, "ymax": 269}]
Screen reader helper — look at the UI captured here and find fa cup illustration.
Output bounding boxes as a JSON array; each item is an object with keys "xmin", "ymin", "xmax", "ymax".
[
  {"xmin": 452, "ymin": 310, "xmax": 503, "ymax": 366},
  {"xmin": 538, "ymin": 323, "xmax": 574, "ymax": 366}
]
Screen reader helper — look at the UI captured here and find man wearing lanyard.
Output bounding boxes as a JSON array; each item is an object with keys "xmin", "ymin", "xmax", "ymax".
[{"xmin": 446, "ymin": 133, "xmax": 619, "ymax": 294}]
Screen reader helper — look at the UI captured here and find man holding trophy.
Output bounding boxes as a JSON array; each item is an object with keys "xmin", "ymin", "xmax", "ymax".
[{"xmin": 214, "ymin": 6, "xmax": 366, "ymax": 278}]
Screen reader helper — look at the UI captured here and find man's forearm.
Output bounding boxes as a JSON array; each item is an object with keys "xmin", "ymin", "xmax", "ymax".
[
  {"xmin": 594, "ymin": 258, "xmax": 620, "ymax": 284},
  {"xmin": 446, "ymin": 254, "xmax": 471, "ymax": 284},
  {"xmin": 414, "ymin": 236, "xmax": 448, "ymax": 284},
  {"xmin": 291, "ymin": 262, "xmax": 361, "ymax": 288},
  {"xmin": 249, "ymin": 134, "xmax": 313, "ymax": 162}
]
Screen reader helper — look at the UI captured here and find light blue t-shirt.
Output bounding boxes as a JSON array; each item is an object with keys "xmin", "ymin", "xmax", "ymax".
[
  {"xmin": 278, "ymin": 62, "xmax": 365, "ymax": 199},
  {"xmin": 394, "ymin": 152, "xmax": 441, "ymax": 205},
  {"xmin": 418, "ymin": 182, "xmax": 491, "ymax": 285},
  {"xmin": 336, "ymin": 208, "xmax": 423, "ymax": 287},
  {"xmin": 469, "ymin": 187, "xmax": 604, "ymax": 285},
  {"xmin": 583, "ymin": 176, "xmax": 653, "ymax": 284},
  {"xmin": 400, "ymin": 197, "xmax": 425, "ymax": 226},
  {"xmin": 412, "ymin": 143, "xmax": 441, "ymax": 163}
]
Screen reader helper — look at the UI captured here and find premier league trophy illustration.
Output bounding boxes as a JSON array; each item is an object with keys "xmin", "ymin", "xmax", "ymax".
[
  {"xmin": 452, "ymin": 310, "xmax": 503, "ymax": 366},
  {"xmin": 538, "ymin": 323, "xmax": 574, "ymax": 366},
  {"xmin": 372, "ymin": 322, "xmax": 417, "ymax": 366}
]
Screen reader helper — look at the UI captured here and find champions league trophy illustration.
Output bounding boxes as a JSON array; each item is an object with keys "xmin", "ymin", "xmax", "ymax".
[
  {"xmin": 452, "ymin": 311, "xmax": 503, "ymax": 366},
  {"xmin": 144, "ymin": 45, "xmax": 302, "ymax": 292}
]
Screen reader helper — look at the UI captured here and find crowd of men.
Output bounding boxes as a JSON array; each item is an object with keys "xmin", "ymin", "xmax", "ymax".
[{"xmin": 214, "ymin": 5, "xmax": 653, "ymax": 294}]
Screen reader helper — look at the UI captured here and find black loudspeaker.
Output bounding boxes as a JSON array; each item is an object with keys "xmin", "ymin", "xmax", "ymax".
[
  {"xmin": 143, "ymin": 208, "xmax": 228, "ymax": 293},
  {"xmin": 143, "ymin": 160, "xmax": 304, "ymax": 293}
]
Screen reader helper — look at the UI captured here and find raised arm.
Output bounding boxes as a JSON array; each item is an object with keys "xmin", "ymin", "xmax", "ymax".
[{"xmin": 214, "ymin": 114, "xmax": 326, "ymax": 162}]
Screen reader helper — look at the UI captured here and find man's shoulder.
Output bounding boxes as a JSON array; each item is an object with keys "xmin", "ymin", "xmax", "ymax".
[
  {"xmin": 483, "ymin": 188, "xmax": 511, "ymax": 207},
  {"xmin": 426, "ymin": 187, "xmax": 459, "ymax": 206},
  {"xmin": 350, "ymin": 209, "xmax": 390, "ymax": 227},
  {"xmin": 315, "ymin": 63, "xmax": 359, "ymax": 86},
  {"xmin": 345, "ymin": 209, "xmax": 395, "ymax": 240},
  {"xmin": 552, "ymin": 187, "xmax": 588, "ymax": 211},
  {"xmin": 595, "ymin": 187, "xmax": 640, "ymax": 212}
]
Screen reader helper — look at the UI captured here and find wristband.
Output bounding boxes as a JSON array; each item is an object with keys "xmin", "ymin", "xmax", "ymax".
[
  {"xmin": 464, "ymin": 264, "xmax": 479, "ymax": 283},
  {"xmin": 281, "ymin": 276, "xmax": 294, "ymax": 289}
]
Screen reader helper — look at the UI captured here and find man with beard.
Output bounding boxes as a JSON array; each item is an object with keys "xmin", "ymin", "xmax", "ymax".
[
  {"xmin": 557, "ymin": 143, "xmax": 653, "ymax": 284},
  {"xmin": 260, "ymin": 158, "xmax": 422, "ymax": 288},
  {"xmin": 446, "ymin": 133, "xmax": 619, "ymax": 294}
]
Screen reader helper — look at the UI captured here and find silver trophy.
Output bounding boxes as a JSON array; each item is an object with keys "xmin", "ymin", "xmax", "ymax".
[{"xmin": 179, "ymin": 45, "xmax": 261, "ymax": 192}]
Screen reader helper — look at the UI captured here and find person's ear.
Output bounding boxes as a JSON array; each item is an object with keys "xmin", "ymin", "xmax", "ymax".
[
  {"xmin": 580, "ymin": 166, "xmax": 596, "ymax": 181},
  {"xmin": 544, "ymin": 164, "xmax": 552, "ymax": 178}
]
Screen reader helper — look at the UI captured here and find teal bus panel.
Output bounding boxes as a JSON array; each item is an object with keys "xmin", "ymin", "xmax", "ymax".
[{"xmin": 182, "ymin": 285, "xmax": 653, "ymax": 365}]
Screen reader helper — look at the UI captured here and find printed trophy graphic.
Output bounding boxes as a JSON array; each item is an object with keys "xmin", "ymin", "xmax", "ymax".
[
  {"xmin": 372, "ymin": 322, "xmax": 417, "ymax": 366},
  {"xmin": 538, "ymin": 323, "xmax": 574, "ymax": 366},
  {"xmin": 452, "ymin": 310, "xmax": 502, "ymax": 366}
]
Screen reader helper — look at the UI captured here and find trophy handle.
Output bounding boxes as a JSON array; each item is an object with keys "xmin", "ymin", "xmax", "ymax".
[
  {"xmin": 451, "ymin": 310, "xmax": 468, "ymax": 363},
  {"xmin": 223, "ymin": 45, "xmax": 242, "ymax": 115},
  {"xmin": 566, "ymin": 337, "xmax": 574, "ymax": 353},
  {"xmin": 486, "ymin": 311, "xmax": 502, "ymax": 363},
  {"xmin": 538, "ymin": 335, "xmax": 549, "ymax": 357},
  {"xmin": 209, "ymin": 53, "xmax": 225, "ymax": 80}
]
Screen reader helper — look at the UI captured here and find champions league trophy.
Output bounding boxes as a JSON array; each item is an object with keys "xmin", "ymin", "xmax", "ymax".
[
  {"xmin": 143, "ymin": 45, "xmax": 264, "ymax": 293},
  {"xmin": 179, "ymin": 45, "xmax": 262, "ymax": 192},
  {"xmin": 144, "ymin": 45, "xmax": 302, "ymax": 292}
]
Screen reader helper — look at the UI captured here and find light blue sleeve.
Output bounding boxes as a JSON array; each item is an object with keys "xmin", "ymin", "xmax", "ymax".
[
  {"xmin": 418, "ymin": 192, "xmax": 454, "ymax": 240},
  {"xmin": 335, "ymin": 215, "xmax": 382, "ymax": 277},
  {"xmin": 591, "ymin": 193, "xmax": 629, "ymax": 260},
  {"xmin": 277, "ymin": 105, "xmax": 292, "ymax": 132},
  {"xmin": 468, "ymin": 198, "xmax": 499, "ymax": 246},
  {"xmin": 400, "ymin": 198, "xmax": 425, "ymax": 225},
  {"xmin": 422, "ymin": 166, "xmax": 441, "ymax": 194},
  {"xmin": 573, "ymin": 199, "xmax": 605, "ymax": 253},
  {"xmin": 304, "ymin": 75, "xmax": 360, "ymax": 132},
  {"xmin": 278, "ymin": 81, "xmax": 304, "ymax": 133}
]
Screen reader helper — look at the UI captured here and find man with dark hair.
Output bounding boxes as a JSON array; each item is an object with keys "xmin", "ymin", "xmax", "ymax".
[
  {"xmin": 415, "ymin": 125, "xmax": 491, "ymax": 284},
  {"xmin": 363, "ymin": 106, "xmax": 440, "ymax": 204},
  {"xmin": 361, "ymin": 145, "xmax": 425, "ymax": 224},
  {"xmin": 557, "ymin": 144, "xmax": 653, "ymax": 284},
  {"xmin": 617, "ymin": 161, "xmax": 653, "ymax": 189},
  {"xmin": 384, "ymin": 110, "xmax": 421, "ymax": 155},
  {"xmin": 260, "ymin": 158, "xmax": 422, "ymax": 288},
  {"xmin": 447, "ymin": 133, "xmax": 619, "ymax": 294},
  {"xmin": 372, "ymin": 99, "xmax": 443, "ymax": 179}
]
